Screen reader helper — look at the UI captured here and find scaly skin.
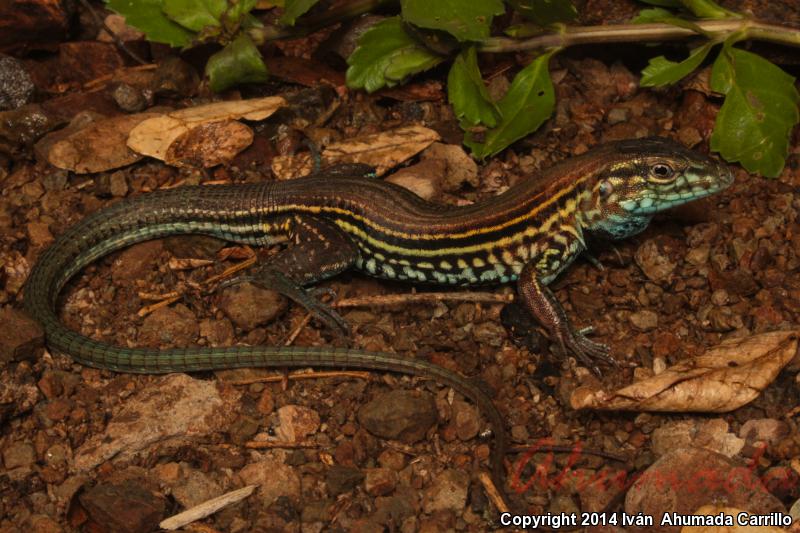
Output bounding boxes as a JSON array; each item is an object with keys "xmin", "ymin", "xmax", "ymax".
[{"xmin": 23, "ymin": 137, "xmax": 733, "ymax": 504}]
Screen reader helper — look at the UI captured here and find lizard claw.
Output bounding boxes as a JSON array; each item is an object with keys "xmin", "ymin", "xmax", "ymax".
[
  {"xmin": 557, "ymin": 327, "xmax": 616, "ymax": 376},
  {"xmin": 217, "ymin": 268, "xmax": 350, "ymax": 337}
]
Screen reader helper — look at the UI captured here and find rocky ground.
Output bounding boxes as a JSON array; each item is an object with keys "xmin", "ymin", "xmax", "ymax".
[{"xmin": 1, "ymin": 1, "xmax": 799, "ymax": 532}]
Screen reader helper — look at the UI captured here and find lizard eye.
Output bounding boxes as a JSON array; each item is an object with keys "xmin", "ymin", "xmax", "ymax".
[
  {"xmin": 598, "ymin": 180, "xmax": 613, "ymax": 198},
  {"xmin": 650, "ymin": 163, "xmax": 675, "ymax": 181}
]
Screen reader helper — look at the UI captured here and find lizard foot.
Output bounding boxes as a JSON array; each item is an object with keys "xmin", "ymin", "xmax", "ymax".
[
  {"xmin": 557, "ymin": 327, "xmax": 617, "ymax": 376},
  {"xmin": 218, "ymin": 268, "xmax": 350, "ymax": 336}
]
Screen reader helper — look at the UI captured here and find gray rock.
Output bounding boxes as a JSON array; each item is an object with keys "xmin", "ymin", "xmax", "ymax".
[
  {"xmin": 0, "ymin": 55, "xmax": 34, "ymax": 110},
  {"xmin": 111, "ymin": 83, "xmax": 148, "ymax": 113}
]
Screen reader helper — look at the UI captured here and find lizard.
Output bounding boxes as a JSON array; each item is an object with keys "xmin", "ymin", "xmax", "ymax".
[{"xmin": 23, "ymin": 136, "xmax": 733, "ymax": 505}]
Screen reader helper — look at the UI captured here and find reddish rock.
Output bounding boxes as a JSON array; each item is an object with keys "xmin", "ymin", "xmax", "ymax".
[
  {"xmin": 218, "ymin": 282, "xmax": 287, "ymax": 330},
  {"xmin": 364, "ymin": 467, "xmax": 398, "ymax": 497},
  {"xmin": 358, "ymin": 390, "xmax": 437, "ymax": 444},
  {"xmin": 79, "ymin": 480, "xmax": 166, "ymax": 533},
  {"xmin": 110, "ymin": 240, "xmax": 162, "ymax": 284},
  {"xmin": 0, "ymin": 307, "xmax": 44, "ymax": 363},
  {"xmin": 0, "ymin": 0, "xmax": 71, "ymax": 54},
  {"xmin": 138, "ymin": 304, "xmax": 198, "ymax": 349},
  {"xmin": 625, "ymin": 447, "xmax": 785, "ymax": 533}
]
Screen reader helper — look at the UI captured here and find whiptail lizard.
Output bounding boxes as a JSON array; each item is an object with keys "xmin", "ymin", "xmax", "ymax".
[{"xmin": 24, "ymin": 136, "xmax": 733, "ymax": 505}]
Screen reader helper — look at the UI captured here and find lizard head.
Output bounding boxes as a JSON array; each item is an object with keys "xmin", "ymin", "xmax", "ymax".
[{"xmin": 580, "ymin": 137, "xmax": 734, "ymax": 240}]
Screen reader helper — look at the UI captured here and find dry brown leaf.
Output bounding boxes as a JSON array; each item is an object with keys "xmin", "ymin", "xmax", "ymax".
[
  {"xmin": 681, "ymin": 505, "xmax": 790, "ymax": 532},
  {"xmin": 271, "ymin": 124, "xmax": 441, "ymax": 179},
  {"xmin": 571, "ymin": 330, "xmax": 799, "ymax": 413},
  {"xmin": 127, "ymin": 96, "xmax": 286, "ymax": 163},
  {"xmin": 44, "ymin": 112, "xmax": 159, "ymax": 173},
  {"xmin": 164, "ymin": 119, "xmax": 253, "ymax": 168}
]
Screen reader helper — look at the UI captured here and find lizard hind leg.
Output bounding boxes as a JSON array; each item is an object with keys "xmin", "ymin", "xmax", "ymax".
[{"xmin": 221, "ymin": 215, "xmax": 360, "ymax": 335}]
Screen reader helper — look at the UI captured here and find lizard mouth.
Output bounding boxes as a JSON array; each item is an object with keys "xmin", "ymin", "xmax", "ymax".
[{"xmin": 619, "ymin": 163, "xmax": 734, "ymax": 215}]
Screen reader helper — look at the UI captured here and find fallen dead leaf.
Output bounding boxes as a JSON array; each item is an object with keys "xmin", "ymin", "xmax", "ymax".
[
  {"xmin": 42, "ymin": 112, "xmax": 159, "ymax": 173},
  {"xmin": 682, "ymin": 505, "xmax": 789, "ymax": 532},
  {"xmin": 127, "ymin": 96, "xmax": 286, "ymax": 163},
  {"xmin": 571, "ymin": 330, "xmax": 799, "ymax": 413},
  {"xmin": 271, "ymin": 124, "xmax": 441, "ymax": 179},
  {"xmin": 164, "ymin": 119, "xmax": 253, "ymax": 168}
]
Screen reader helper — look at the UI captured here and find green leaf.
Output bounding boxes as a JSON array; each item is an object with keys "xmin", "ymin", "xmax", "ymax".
[
  {"xmin": 227, "ymin": 0, "xmax": 260, "ymax": 24},
  {"xmin": 710, "ymin": 46, "xmax": 799, "ymax": 177},
  {"xmin": 279, "ymin": 0, "xmax": 319, "ymax": 26},
  {"xmin": 105, "ymin": 0, "xmax": 194, "ymax": 47},
  {"xmin": 466, "ymin": 52, "xmax": 555, "ymax": 159},
  {"xmin": 205, "ymin": 33, "xmax": 269, "ymax": 92},
  {"xmin": 163, "ymin": 0, "xmax": 226, "ymax": 32},
  {"xmin": 631, "ymin": 6, "xmax": 704, "ymax": 32},
  {"xmin": 679, "ymin": 0, "xmax": 738, "ymax": 19},
  {"xmin": 346, "ymin": 17, "xmax": 444, "ymax": 93},
  {"xmin": 631, "ymin": 7, "xmax": 675, "ymax": 23},
  {"xmin": 448, "ymin": 46, "xmax": 499, "ymax": 128},
  {"xmin": 508, "ymin": 0, "xmax": 578, "ymax": 27},
  {"xmin": 400, "ymin": 0, "xmax": 505, "ymax": 42},
  {"xmin": 640, "ymin": 41, "xmax": 714, "ymax": 87},
  {"xmin": 504, "ymin": 23, "xmax": 547, "ymax": 38}
]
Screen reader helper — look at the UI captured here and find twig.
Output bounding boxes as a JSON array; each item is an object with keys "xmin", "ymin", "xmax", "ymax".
[
  {"xmin": 137, "ymin": 294, "xmax": 180, "ymax": 317},
  {"xmin": 159, "ymin": 485, "xmax": 257, "ymax": 530},
  {"xmin": 225, "ymin": 370, "xmax": 372, "ymax": 385},
  {"xmin": 184, "ymin": 524, "xmax": 223, "ymax": 533},
  {"xmin": 478, "ymin": 471, "xmax": 510, "ymax": 514},
  {"xmin": 138, "ymin": 290, "xmax": 180, "ymax": 301},
  {"xmin": 205, "ymin": 256, "xmax": 257, "ymax": 285},
  {"xmin": 479, "ymin": 20, "xmax": 800, "ymax": 53},
  {"xmin": 250, "ymin": 4, "xmax": 800, "ymax": 54},
  {"xmin": 332, "ymin": 292, "xmax": 514, "ymax": 308},
  {"xmin": 284, "ymin": 312, "xmax": 313, "ymax": 346},
  {"xmin": 77, "ymin": 0, "xmax": 148, "ymax": 65},
  {"xmin": 507, "ymin": 444, "xmax": 628, "ymax": 462}
]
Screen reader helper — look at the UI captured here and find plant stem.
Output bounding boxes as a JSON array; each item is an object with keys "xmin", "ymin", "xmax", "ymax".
[{"xmin": 479, "ymin": 20, "xmax": 800, "ymax": 53}]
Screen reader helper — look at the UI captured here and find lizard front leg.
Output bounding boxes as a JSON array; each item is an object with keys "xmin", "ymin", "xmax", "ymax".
[{"xmin": 517, "ymin": 248, "xmax": 614, "ymax": 372}]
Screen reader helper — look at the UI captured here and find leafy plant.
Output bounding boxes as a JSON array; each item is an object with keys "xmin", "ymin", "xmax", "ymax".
[
  {"xmin": 634, "ymin": 1, "xmax": 798, "ymax": 176},
  {"xmin": 108, "ymin": 0, "xmax": 800, "ymax": 176},
  {"xmin": 105, "ymin": 0, "xmax": 265, "ymax": 92},
  {"xmin": 346, "ymin": 0, "xmax": 798, "ymax": 175},
  {"xmin": 346, "ymin": 0, "xmax": 575, "ymax": 160}
]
